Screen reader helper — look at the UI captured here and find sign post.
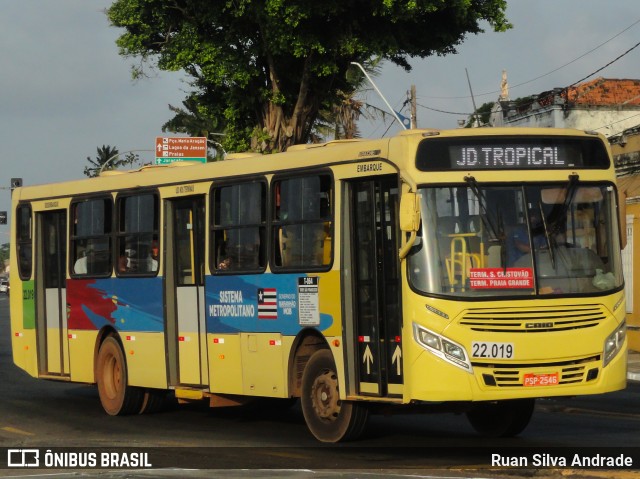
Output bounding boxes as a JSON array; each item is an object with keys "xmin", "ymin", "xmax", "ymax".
[{"xmin": 155, "ymin": 137, "xmax": 207, "ymax": 164}]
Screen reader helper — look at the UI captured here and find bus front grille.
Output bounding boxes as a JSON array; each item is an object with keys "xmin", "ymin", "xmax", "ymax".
[
  {"xmin": 475, "ymin": 355, "xmax": 601, "ymax": 387},
  {"xmin": 459, "ymin": 305, "xmax": 606, "ymax": 333}
]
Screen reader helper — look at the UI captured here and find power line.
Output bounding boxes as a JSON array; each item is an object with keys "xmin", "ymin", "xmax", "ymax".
[
  {"xmin": 418, "ymin": 38, "xmax": 640, "ymax": 118},
  {"xmin": 419, "ymin": 17, "xmax": 640, "ymax": 100},
  {"xmin": 531, "ymin": 40, "xmax": 640, "ymax": 109},
  {"xmin": 594, "ymin": 112, "xmax": 640, "ymax": 133},
  {"xmin": 417, "ymin": 103, "xmax": 472, "ymax": 116},
  {"xmin": 567, "ymin": 40, "xmax": 640, "ymax": 88},
  {"xmin": 508, "ymin": 18, "xmax": 640, "ymax": 93}
]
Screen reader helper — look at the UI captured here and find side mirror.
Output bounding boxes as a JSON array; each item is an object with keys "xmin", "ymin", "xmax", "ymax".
[
  {"xmin": 398, "ymin": 192, "xmax": 421, "ymax": 260},
  {"xmin": 618, "ymin": 186, "xmax": 627, "ymax": 250},
  {"xmin": 399, "ymin": 192, "xmax": 420, "ymax": 232}
]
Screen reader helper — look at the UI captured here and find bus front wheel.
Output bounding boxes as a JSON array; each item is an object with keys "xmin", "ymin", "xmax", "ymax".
[
  {"xmin": 96, "ymin": 336, "xmax": 144, "ymax": 416},
  {"xmin": 466, "ymin": 398, "xmax": 535, "ymax": 437},
  {"xmin": 301, "ymin": 349, "xmax": 368, "ymax": 443}
]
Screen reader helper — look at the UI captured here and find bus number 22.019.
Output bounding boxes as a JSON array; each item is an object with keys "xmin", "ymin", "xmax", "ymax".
[{"xmin": 471, "ymin": 341, "xmax": 514, "ymax": 359}]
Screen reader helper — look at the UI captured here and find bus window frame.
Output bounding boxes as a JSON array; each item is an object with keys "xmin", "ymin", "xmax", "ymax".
[
  {"xmin": 270, "ymin": 169, "xmax": 335, "ymax": 273},
  {"xmin": 69, "ymin": 196, "xmax": 114, "ymax": 279},
  {"xmin": 210, "ymin": 176, "xmax": 268, "ymax": 275},
  {"xmin": 15, "ymin": 203, "xmax": 33, "ymax": 281},
  {"xmin": 114, "ymin": 190, "xmax": 160, "ymax": 278}
]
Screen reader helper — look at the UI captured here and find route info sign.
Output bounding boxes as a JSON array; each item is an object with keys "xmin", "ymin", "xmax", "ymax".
[{"xmin": 155, "ymin": 137, "xmax": 207, "ymax": 164}]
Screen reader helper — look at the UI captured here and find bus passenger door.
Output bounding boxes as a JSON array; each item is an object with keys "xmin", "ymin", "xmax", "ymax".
[
  {"xmin": 35, "ymin": 210, "xmax": 69, "ymax": 377},
  {"xmin": 165, "ymin": 196, "xmax": 208, "ymax": 387},
  {"xmin": 344, "ymin": 176, "xmax": 402, "ymax": 397}
]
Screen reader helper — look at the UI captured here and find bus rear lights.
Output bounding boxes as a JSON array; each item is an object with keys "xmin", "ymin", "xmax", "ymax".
[
  {"xmin": 412, "ymin": 323, "xmax": 472, "ymax": 372},
  {"xmin": 603, "ymin": 320, "xmax": 626, "ymax": 367}
]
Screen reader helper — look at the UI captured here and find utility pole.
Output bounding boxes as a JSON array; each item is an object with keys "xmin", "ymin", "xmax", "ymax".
[
  {"xmin": 465, "ymin": 68, "xmax": 481, "ymax": 127},
  {"xmin": 410, "ymin": 85, "xmax": 417, "ymax": 129}
]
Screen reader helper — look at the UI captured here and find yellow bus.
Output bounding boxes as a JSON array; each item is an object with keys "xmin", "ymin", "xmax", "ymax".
[{"xmin": 10, "ymin": 128, "xmax": 627, "ymax": 442}]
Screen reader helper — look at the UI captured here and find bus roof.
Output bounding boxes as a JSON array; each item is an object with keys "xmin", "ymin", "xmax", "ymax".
[{"xmin": 11, "ymin": 127, "xmax": 610, "ymax": 202}]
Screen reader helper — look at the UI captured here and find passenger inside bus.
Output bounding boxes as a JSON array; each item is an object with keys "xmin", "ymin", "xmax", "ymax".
[
  {"xmin": 118, "ymin": 254, "xmax": 128, "ymax": 273},
  {"xmin": 506, "ymin": 210, "xmax": 546, "ymax": 265},
  {"xmin": 148, "ymin": 240, "xmax": 159, "ymax": 272},
  {"xmin": 74, "ymin": 253, "xmax": 87, "ymax": 275}
]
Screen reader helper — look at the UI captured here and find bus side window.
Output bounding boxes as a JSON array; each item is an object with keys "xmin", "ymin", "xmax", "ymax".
[
  {"xmin": 211, "ymin": 180, "xmax": 266, "ymax": 273},
  {"xmin": 16, "ymin": 204, "xmax": 33, "ymax": 279},
  {"xmin": 70, "ymin": 198, "xmax": 112, "ymax": 277},
  {"xmin": 116, "ymin": 193, "xmax": 159, "ymax": 276},
  {"xmin": 273, "ymin": 174, "xmax": 332, "ymax": 269}
]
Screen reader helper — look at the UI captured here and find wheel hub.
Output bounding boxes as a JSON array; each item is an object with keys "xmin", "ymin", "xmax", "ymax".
[{"xmin": 311, "ymin": 369, "xmax": 340, "ymax": 421}]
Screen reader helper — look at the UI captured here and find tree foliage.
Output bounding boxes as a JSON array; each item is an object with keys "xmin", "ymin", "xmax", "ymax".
[
  {"xmin": 466, "ymin": 101, "xmax": 495, "ymax": 127},
  {"xmin": 0, "ymin": 243, "xmax": 8, "ymax": 268},
  {"xmin": 84, "ymin": 145, "xmax": 139, "ymax": 177},
  {"xmin": 161, "ymin": 94, "xmax": 228, "ymax": 159},
  {"xmin": 108, "ymin": 0, "xmax": 510, "ymax": 153}
]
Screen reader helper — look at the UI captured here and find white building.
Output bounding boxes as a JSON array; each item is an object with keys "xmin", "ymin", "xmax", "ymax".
[{"xmin": 489, "ymin": 77, "xmax": 640, "ymax": 137}]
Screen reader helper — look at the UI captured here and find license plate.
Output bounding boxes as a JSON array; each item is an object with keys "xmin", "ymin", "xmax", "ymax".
[
  {"xmin": 471, "ymin": 341, "xmax": 514, "ymax": 359},
  {"xmin": 523, "ymin": 372, "xmax": 559, "ymax": 387}
]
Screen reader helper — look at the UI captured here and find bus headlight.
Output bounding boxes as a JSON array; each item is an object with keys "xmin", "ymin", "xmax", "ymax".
[
  {"xmin": 413, "ymin": 323, "xmax": 472, "ymax": 372},
  {"xmin": 603, "ymin": 320, "xmax": 626, "ymax": 367}
]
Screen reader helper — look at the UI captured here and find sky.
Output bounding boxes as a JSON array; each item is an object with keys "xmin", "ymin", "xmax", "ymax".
[{"xmin": 1, "ymin": 0, "xmax": 639, "ymax": 242}]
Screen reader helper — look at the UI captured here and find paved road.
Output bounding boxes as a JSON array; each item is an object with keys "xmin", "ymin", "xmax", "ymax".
[{"xmin": 0, "ymin": 293, "xmax": 639, "ymax": 478}]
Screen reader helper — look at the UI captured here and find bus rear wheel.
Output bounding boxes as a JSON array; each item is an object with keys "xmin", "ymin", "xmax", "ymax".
[
  {"xmin": 96, "ymin": 336, "xmax": 144, "ymax": 416},
  {"xmin": 139, "ymin": 389, "xmax": 169, "ymax": 414},
  {"xmin": 301, "ymin": 349, "xmax": 368, "ymax": 443},
  {"xmin": 466, "ymin": 398, "xmax": 535, "ymax": 437}
]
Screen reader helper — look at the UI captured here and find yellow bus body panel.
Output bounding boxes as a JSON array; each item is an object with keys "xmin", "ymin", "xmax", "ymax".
[
  {"xmin": 121, "ymin": 333, "xmax": 168, "ymax": 389},
  {"xmin": 240, "ymin": 333, "xmax": 287, "ymax": 397},
  {"xmin": 209, "ymin": 334, "xmax": 244, "ymax": 395},
  {"xmin": 11, "ymin": 329, "xmax": 38, "ymax": 378},
  {"xmin": 67, "ymin": 330, "xmax": 98, "ymax": 383}
]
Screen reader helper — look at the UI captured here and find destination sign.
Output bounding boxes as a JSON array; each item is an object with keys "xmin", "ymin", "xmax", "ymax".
[
  {"xmin": 455, "ymin": 145, "xmax": 563, "ymax": 168},
  {"xmin": 416, "ymin": 136, "xmax": 610, "ymax": 171}
]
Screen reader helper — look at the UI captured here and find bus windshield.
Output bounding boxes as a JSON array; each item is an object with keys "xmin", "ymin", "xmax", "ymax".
[{"xmin": 408, "ymin": 182, "xmax": 623, "ymax": 298}]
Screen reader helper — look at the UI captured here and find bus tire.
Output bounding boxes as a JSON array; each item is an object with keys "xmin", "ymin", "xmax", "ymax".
[
  {"xmin": 139, "ymin": 389, "xmax": 168, "ymax": 414},
  {"xmin": 301, "ymin": 349, "xmax": 368, "ymax": 443},
  {"xmin": 466, "ymin": 398, "xmax": 535, "ymax": 437},
  {"xmin": 96, "ymin": 336, "xmax": 144, "ymax": 416}
]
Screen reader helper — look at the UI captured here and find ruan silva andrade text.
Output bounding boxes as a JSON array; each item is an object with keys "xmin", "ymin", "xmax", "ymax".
[{"xmin": 492, "ymin": 453, "xmax": 633, "ymax": 467}]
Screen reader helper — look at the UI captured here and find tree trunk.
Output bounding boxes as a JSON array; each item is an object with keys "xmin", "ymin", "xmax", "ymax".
[{"xmin": 258, "ymin": 55, "xmax": 316, "ymax": 153}]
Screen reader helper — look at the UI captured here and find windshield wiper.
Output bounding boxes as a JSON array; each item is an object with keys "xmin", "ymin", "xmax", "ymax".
[
  {"xmin": 549, "ymin": 174, "xmax": 580, "ymax": 236},
  {"xmin": 538, "ymin": 201, "xmax": 556, "ymax": 269},
  {"xmin": 464, "ymin": 176, "xmax": 506, "ymax": 266}
]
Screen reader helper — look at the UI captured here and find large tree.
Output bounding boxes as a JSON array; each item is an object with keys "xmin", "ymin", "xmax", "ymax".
[{"xmin": 108, "ymin": 0, "xmax": 510, "ymax": 153}]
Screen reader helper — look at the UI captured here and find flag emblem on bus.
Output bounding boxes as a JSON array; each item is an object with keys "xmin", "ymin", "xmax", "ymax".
[{"xmin": 258, "ymin": 288, "xmax": 277, "ymax": 319}]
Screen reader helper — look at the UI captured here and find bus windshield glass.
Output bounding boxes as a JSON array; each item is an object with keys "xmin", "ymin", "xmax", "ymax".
[{"xmin": 408, "ymin": 182, "xmax": 623, "ymax": 298}]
